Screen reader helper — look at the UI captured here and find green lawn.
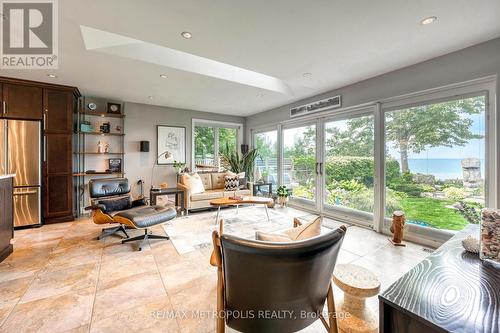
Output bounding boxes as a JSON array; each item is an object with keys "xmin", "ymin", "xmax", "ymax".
[{"xmin": 401, "ymin": 197, "xmax": 468, "ymax": 231}]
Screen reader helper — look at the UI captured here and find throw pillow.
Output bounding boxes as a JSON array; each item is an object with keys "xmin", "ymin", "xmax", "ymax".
[
  {"xmin": 226, "ymin": 171, "xmax": 247, "ymax": 189},
  {"xmin": 255, "ymin": 231, "xmax": 292, "ymax": 242},
  {"xmin": 282, "ymin": 216, "xmax": 321, "ymax": 241},
  {"xmin": 225, "ymin": 175, "xmax": 239, "ymax": 191},
  {"xmin": 255, "ymin": 216, "xmax": 322, "ymax": 242},
  {"xmin": 182, "ymin": 173, "xmax": 205, "ymax": 195}
]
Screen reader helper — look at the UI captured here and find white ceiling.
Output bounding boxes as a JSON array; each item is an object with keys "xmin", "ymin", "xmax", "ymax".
[{"xmin": 1, "ymin": 0, "xmax": 500, "ymax": 116}]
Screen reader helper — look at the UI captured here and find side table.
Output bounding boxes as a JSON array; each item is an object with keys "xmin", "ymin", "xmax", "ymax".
[
  {"xmin": 150, "ymin": 188, "xmax": 187, "ymax": 216},
  {"xmin": 252, "ymin": 182, "xmax": 273, "ymax": 197},
  {"xmin": 333, "ymin": 264, "xmax": 380, "ymax": 333}
]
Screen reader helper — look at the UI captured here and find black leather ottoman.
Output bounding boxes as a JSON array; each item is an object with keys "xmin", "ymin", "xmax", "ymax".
[{"xmin": 114, "ymin": 206, "xmax": 177, "ymax": 250}]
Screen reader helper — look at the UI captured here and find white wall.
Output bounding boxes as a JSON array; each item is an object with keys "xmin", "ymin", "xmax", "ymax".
[{"xmin": 124, "ymin": 102, "xmax": 245, "ymax": 197}]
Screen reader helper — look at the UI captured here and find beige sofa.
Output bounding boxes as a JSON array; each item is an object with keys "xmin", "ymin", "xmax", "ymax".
[{"xmin": 177, "ymin": 171, "xmax": 252, "ymax": 212}]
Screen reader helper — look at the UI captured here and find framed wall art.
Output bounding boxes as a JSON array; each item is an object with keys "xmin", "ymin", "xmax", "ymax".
[{"xmin": 157, "ymin": 125, "xmax": 186, "ymax": 165}]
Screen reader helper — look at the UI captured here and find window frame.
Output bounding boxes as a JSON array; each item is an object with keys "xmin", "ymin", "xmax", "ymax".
[
  {"xmin": 378, "ymin": 77, "xmax": 497, "ymax": 246},
  {"xmin": 191, "ymin": 119, "xmax": 243, "ymax": 169}
]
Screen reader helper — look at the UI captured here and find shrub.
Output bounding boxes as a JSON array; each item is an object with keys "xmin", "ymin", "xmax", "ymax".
[
  {"xmin": 387, "ymin": 171, "xmax": 436, "ymax": 197},
  {"xmin": 292, "ymin": 156, "xmax": 401, "ymax": 189},
  {"xmin": 337, "ymin": 179, "xmax": 366, "ymax": 192},
  {"xmin": 455, "ymin": 201, "xmax": 483, "ymax": 224},
  {"xmin": 347, "ymin": 189, "xmax": 374, "ymax": 212},
  {"xmin": 443, "ymin": 187, "xmax": 468, "ymax": 201},
  {"xmin": 386, "ymin": 189, "xmax": 403, "ymax": 213},
  {"xmin": 388, "ymin": 181, "xmax": 425, "ymax": 197},
  {"xmin": 293, "ymin": 185, "xmax": 314, "ymax": 200}
]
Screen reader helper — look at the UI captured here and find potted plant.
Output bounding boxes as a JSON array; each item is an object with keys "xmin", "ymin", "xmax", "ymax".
[
  {"xmin": 219, "ymin": 145, "xmax": 260, "ymax": 181},
  {"xmin": 262, "ymin": 170, "xmax": 269, "ymax": 182},
  {"xmin": 276, "ymin": 185, "xmax": 289, "ymax": 207},
  {"xmin": 172, "ymin": 161, "xmax": 186, "ymax": 174}
]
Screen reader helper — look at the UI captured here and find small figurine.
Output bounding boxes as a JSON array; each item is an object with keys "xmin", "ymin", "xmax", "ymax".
[
  {"xmin": 389, "ymin": 211, "xmax": 406, "ymax": 246},
  {"xmin": 104, "ymin": 142, "xmax": 110, "ymax": 153},
  {"xmin": 97, "ymin": 140, "xmax": 105, "ymax": 153}
]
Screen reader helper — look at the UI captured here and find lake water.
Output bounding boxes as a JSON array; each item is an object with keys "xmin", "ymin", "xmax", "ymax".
[{"xmin": 408, "ymin": 159, "xmax": 485, "ymax": 180}]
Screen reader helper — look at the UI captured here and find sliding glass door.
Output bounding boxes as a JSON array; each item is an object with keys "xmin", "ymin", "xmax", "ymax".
[
  {"xmin": 254, "ymin": 129, "xmax": 278, "ymax": 192},
  {"xmin": 283, "ymin": 123, "xmax": 318, "ymax": 208},
  {"xmin": 323, "ymin": 113, "xmax": 375, "ymax": 224},
  {"xmin": 251, "ymin": 79, "xmax": 495, "ymax": 242}
]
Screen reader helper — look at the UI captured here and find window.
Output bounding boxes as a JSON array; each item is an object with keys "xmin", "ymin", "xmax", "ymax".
[
  {"xmin": 219, "ymin": 127, "xmax": 237, "ymax": 155},
  {"xmin": 254, "ymin": 130, "xmax": 278, "ymax": 188},
  {"xmin": 384, "ymin": 95, "xmax": 486, "ymax": 231},
  {"xmin": 194, "ymin": 126, "xmax": 215, "ymax": 166},
  {"xmin": 193, "ymin": 121, "xmax": 240, "ymax": 169}
]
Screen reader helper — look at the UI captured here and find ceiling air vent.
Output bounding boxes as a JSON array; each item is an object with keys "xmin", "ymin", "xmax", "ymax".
[{"xmin": 290, "ymin": 95, "xmax": 342, "ymax": 118}]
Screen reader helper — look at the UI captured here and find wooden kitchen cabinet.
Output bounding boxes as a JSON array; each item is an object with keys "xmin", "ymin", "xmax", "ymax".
[{"xmin": 2, "ymin": 83, "xmax": 43, "ymax": 120}]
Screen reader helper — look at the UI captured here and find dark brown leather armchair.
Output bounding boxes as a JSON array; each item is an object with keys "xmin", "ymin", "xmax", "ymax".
[{"xmin": 211, "ymin": 221, "xmax": 346, "ymax": 333}]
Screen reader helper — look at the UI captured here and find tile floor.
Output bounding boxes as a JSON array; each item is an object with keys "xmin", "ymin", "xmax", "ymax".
[{"xmin": 0, "ymin": 207, "xmax": 433, "ymax": 333}]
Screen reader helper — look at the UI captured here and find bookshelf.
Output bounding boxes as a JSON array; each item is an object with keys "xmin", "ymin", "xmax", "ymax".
[{"xmin": 74, "ymin": 96, "xmax": 126, "ymax": 216}]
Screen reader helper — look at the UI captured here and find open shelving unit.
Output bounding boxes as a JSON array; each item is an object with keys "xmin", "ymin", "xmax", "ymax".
[{"xmin": 74, "ymin": 96, "xmax": 126, "ymax": 216}]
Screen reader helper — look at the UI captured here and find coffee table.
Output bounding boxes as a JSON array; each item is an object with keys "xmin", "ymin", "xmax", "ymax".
[{"xmin": 210, "ymin": 196, "xmax": 274, "ymax": 224}]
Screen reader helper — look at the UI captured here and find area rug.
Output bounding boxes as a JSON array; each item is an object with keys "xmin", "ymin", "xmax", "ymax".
[{"xmin": 162, "ymin": 206, "xmax": 319, "ymax": 254}]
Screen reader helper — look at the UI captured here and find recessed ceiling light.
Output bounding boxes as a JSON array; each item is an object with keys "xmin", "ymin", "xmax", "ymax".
[
  {"xmin": 159, "ymin": 74, "xmax": 168, "ymax": 79},
  {"xmin": 303, "ymin": 72, "xmax": 312, "ymax": 78},
  {"xmin": 181, "ymin": 31, "xmax": 192, "ymax": 39},
  {"xmin": 420, "ymin": 16, "xmax": 437, "ymax": 25},
  {"xmin": 148, "ymin": 96, "xmax": 154, "ymax": 100},
  {"xmin": 47, "ymin": 74, "xmax": 57, "ymax": 78}
]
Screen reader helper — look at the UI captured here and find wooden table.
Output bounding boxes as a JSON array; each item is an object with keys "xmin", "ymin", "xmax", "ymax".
[
  {"xmin": 150, "ymin": 187, "xmax": 187, "ymax": 216},
  {"xmin": 379, "ymin": 225, "xmax": 500, "ymax": 333},
  {"xmin": 210, "ymin": 196, "xmax": 274, "ymax": 224}
]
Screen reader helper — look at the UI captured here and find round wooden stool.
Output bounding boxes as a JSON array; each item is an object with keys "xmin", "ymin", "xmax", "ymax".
[{"xmin": 333, "ymin": 264, "xmax": 380, "ymax": 333}]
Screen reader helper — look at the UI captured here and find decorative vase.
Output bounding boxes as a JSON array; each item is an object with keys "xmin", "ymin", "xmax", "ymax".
[
  {"xmin": 480, "ymin": 208, "xmax": 500, "ymax": 263},
  {"xmin": 278, "ymin": 196, "xmax": 288, "ymax": 207}
]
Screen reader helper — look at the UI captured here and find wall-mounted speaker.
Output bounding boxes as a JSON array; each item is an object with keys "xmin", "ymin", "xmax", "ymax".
[
  {"xmin": 140, "ymin": 141, "xmax": 150, "ymax": 152},
  {"xmin": 241, "ymin": 144, "xmax": 249, "ymax": 155}
]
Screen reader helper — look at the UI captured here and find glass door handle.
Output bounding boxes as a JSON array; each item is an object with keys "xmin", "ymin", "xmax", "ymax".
[
  {"xmin": 315, "ymin": 162, "xmax": 319, "ymax": 175},
  {"xmin": 319, "ymin": 162, "xmax": 323, "ymax": 175}
]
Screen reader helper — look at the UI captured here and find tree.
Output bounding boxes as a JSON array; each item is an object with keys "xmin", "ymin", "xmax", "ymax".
[
  {"xmin": 219, "ymin": 127, "xmax": 237, "ymax": 154},
  {"xmin": 254, "ymin": 134, "xmax": 276, "ymax": 160},
  {"xmin": 326, "ymin": 97, "xmax": 484, "ymax": 173},
  {"xmin": 326, "ymin": 116, "xmax": 374, "ymax": 157},
  {"xmin": 284, "ymin": 126, "xmax": 316, "ymax": 157},
  {"xmin": 386, "ymin": 97, "xmax": 484, "ymax": 172},
  {"xmin": 194, "ymin": 126, "xmax": 214, "ymax": 159}
]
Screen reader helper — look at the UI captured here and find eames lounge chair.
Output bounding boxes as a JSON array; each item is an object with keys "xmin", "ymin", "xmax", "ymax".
[{"xmin": 86, "ymin": 178, "xmax": 177, "ymax": 250}]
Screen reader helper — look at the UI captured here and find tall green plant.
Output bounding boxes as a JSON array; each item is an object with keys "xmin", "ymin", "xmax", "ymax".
[{"xmin": 219, "ymin": 145, "xmax": 260, "ymax": 181}]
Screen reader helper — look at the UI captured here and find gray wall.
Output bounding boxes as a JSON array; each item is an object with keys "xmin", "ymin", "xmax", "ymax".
[
  {"xmin": 124, "ymin": 103, "xmax": 244, "ymax": 197},
  {"xmin": 246, "ymin": 38, "xmax": 500, "ymax": 132},
  {"xmin": 245, "ymin": 37, "xmax": 500, "ymax": 205}
]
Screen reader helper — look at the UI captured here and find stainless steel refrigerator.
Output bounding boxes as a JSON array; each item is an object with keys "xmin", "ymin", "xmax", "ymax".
[{"xmin": 0, "ymin": 120, "xmax": 41, "ymax": 227}]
